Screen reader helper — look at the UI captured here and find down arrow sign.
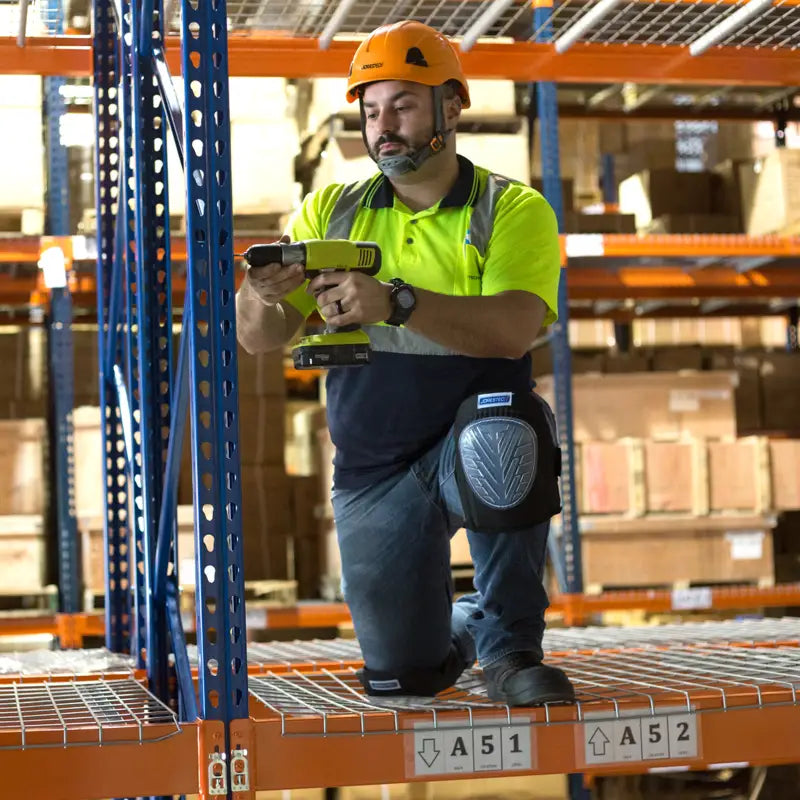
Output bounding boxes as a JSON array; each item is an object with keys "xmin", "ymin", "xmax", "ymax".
[{"xmin": 418, "ymin": 738, "xmax": 441, "ymax": 767}]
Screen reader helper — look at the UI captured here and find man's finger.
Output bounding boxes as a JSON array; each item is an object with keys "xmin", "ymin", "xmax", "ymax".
[{"xmin": 307, "ymin": 273, "xmax": 345, "ymax": 294}]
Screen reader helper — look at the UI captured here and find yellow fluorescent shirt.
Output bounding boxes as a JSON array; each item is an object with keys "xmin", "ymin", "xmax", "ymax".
[{"xmin": 283, "ymin": 157, "xmax": 561, "ymax": 326}]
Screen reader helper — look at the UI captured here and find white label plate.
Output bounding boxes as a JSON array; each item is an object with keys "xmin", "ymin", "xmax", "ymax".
[
  {"xmin": 409, "ymin": 718, "xmax": 533, "ymax": 777},
  {"xmin": 582, "ymin": 708, "xmax": 699, "ymax": 767},
  {"xmin": 671, "ymin": 586, "xmax": 713, "ymax": 611}
]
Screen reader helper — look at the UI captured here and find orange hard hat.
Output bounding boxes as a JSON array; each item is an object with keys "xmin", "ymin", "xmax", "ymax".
[{"xmin": 346, "ymin": 21, "xmax": 471, "ymax": 108}]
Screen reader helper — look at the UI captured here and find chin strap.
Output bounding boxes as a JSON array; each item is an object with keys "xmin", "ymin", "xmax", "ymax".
[{"xmin": 359, "ymin": 86, "xmax": 450, "ymax": 177}]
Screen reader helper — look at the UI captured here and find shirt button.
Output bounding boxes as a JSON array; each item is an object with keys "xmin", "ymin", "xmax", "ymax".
[
  {"xmin": 410, "ymin": 219, "xmax": 418, "ymax": 225},
  {"xmin": 406, "ymin": 237, "xmax": 414, "ymax": 244}
]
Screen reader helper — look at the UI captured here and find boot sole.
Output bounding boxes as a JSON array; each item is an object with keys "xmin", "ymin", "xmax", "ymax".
[{"xmin": 487, "ymin": 686, "xmax": 576, "ymax": 706}]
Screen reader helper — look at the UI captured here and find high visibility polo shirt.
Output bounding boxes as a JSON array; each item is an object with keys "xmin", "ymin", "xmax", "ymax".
[{"xmin": 284, "ymin": 155, "xmax": 561, "ymax": 490}]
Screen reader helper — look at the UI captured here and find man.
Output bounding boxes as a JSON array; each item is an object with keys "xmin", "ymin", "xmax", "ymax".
[{"xmin": 236, "ymin": 20, "xmax": 575, "ymax": 706}]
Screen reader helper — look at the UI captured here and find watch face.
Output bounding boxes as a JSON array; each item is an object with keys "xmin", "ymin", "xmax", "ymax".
[{"xmin": 396, "ymin": 288, "xmax": 415, "ymax": 309}]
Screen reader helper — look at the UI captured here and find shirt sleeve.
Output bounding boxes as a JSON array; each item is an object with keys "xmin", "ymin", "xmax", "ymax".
[
  {"xmin": 480, "ymin": 185, "xmax": 561, "ymax": 326},
  {"xmin": 281, "ymin": 184, "xmax": 346, "ymax": 318}
]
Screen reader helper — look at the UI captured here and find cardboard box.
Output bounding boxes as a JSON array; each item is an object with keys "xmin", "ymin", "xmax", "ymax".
[
  {"xmin": 574, "ymin": 515, "xmax": 775, "ymax": 589},
  {"xmin": 603, "ymin": 352, "xmax": 652, "ymax": 373},
  {"xmin": 632, "ymin": 319, "xmax": 700, "ymax": 348},
  {"xmin": 73, "ymin": 406, "xmax": 104, "ymax": 517},
  {"xmin": 0, "ymin": 419, "xmax": 45, "ymax": 515},
  {"xmin": 769, "ymin": 440, "xmax": 800, "ymax": 511},
  {"xmin": 240, "ymin": 465, "xmax": 293, "ymax": 580},
  {"xmin": 450, "ymin": 528, "xmax": 472, "ymax": 565},
  {"xmin": 739, "ymin": 149, "xmax": 800, "ymax": 236},
  {"xmin": 237, "ymin": 396, "xmax": 286, "ymax": 466},
  {"xmin": 712, "ymin": 158, "xmax": 747, "ymax": 231},
  {"xmin": 564, "ymin": 211, "xmax": 636, "ymax": 234},
  {"xmin": 530, "ymin": 178, "xmax": 574, "ymax": 213},
  {"xmin": 619, "ymin": 169, "xmax": 716, "ymax": 229},
  {"xmin": 759, "ymin": 353, "xmax": 800, "ymax": 432},
  {"xmin": 650, "ymin": 346, "xmax": 705, "ymax": 372},
  {"xmin": 569, "ymin": 320, "xmax": 615, "ymax": 350},
  {"xmin": 237, "ymin": 344, "xmax": 285, "ymax": 397},
  {"xmin": 646, "ymin": 213, "xmax": 740, "ymax": 234},
  {"xmin": 535, "ymin": 371, "xmax": 738, "ymax": 442},
  {"xmin": 707, "ymin": 350, "xmax": 762, "ymax": 434}
]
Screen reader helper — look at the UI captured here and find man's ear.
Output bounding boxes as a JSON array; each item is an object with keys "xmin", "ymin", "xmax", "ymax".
[{"xmin": 443, "ymin": 94, "xmax": 462, "ymax": 128}]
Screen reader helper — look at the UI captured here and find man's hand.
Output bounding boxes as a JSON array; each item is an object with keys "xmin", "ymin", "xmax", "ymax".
[
  {"xmin": 244, "ymin": 234, "xmax": 306, "ymax": 307},
  {"xmin": 307, "ymin": 271, "xmax": 393, "ymax": 327}
]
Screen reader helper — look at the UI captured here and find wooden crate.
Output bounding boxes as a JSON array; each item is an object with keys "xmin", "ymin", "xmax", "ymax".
[
  {"xmin": 0, "ymin": 515, "xmax": 45, "ymax": 593},
  {"xmin": 769, "ymin": 440, "xmax": 800, "ymax": 510},
  {"xmin": 574, "ymin": 514, "xmax": 775, "ymax": 591},
  {"xmin": 0, "ymin": 419, "xmax": 45, "ymax": 516}
]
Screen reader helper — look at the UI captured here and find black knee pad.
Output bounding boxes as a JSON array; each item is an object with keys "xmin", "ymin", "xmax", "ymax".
[
  {"xmin": 454, "ymin": 391, "xmax": 562, "ymax": 533},
  {"xmin": 358, "ymin": 645, "xmax": 466, "ymax": 697}
]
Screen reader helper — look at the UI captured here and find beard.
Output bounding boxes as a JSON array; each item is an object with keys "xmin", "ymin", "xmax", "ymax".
[{"xmin": 368, "ymin": 132, "xmax": 416, "ymax": 162}]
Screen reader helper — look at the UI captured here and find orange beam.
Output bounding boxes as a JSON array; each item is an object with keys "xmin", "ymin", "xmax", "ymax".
[
  {"xmin": 250, "ymin": 699, "xmax": 800, "ymax": 789},
  {"xmin": 594, "ymin": 233, "xmax": 800, "ymax": 258},
  {"xmin": 0, "ymin": 723, "xmax": 199, "ymax": 799},
  {"xmin": 3, "ymin": 37, "xmax": 800, "ymax": 86},
  {"xmin": 552, "ymin": 584, "xmax": 800, "ymax": 625}
]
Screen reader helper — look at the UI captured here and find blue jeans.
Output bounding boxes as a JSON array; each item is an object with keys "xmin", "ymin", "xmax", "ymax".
[{"xmin": 331, "ymin": 427, "xmax": 551, "ymax": 676}]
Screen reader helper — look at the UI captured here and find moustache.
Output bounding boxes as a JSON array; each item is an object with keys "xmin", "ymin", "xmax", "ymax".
[{"xmin": 375, "ymin": 134, "xmax": 409, "ymax": 149}]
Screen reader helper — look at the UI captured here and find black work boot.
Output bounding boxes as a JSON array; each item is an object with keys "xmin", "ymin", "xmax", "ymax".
[{"xmin": 483, "ymin": 652, "xmax": 576, "ymax": 706}]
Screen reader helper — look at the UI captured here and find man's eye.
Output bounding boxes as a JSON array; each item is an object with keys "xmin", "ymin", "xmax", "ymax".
[{"xmin": 366, "ymin": 113, "xmax": 378, "ymax": 120}]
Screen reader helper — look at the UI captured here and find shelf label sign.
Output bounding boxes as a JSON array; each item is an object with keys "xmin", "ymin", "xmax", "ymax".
[
  {"xmin": 671, "ymin": 586, "xmax": 713, "ymax": 610},
  {"xmin": 582, "ymin": 708, "xmax": 698, "ymax": 767},
  {"xmin": 408, "ymin": 718, "xmax": 533, "ymax": 777}
]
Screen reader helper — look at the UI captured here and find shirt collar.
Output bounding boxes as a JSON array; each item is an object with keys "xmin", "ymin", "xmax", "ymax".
[{"xmin": 364, "ymin": 155, "xmax": 479, "ymax": 210}]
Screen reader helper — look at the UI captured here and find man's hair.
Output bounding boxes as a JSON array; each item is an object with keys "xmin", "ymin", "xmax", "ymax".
[{"xmin": 441, "ymin": 79, "xmax": 462, "ymax": 101}]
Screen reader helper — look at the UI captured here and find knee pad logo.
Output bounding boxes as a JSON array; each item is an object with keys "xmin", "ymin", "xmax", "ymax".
[
  {"xmin": 458, "ymin": 419, "xmax": 536, "ymax": 509},
  {"xmin": 477, "ymin": 392, "xmax": 513, "ymax": 408}
]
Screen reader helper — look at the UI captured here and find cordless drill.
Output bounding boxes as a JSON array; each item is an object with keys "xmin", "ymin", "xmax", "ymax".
[{"xmin": 240, "ymin": 239, "xmax": 382, "ymax": 369}]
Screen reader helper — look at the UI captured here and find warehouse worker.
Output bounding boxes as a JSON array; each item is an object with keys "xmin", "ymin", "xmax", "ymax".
[{"xmin": 236, "ymin": 20, "xmax": 575, "ymax": 706}]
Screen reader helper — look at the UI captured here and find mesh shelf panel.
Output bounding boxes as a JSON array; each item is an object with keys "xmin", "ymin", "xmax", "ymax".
[
  {"xmin": 249, "ymin": 635, "xmax": 800, "ymax": 735},
  {"xmin": 0, "ymin": 649, "xmax": 135, "ymax": 679},
  {"xmin": 208, "ymin": 619, "xmax": 800, "ymax": 674},
  {"xmin": 0, "ymin": 678, "xmax": 181, "ymax": 748},
  {"xmin": 208, "ymin": 0, "xmax": 800, "ymax": 49}
]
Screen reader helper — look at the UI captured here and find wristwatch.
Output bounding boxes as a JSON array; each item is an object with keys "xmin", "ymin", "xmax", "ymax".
[{"xmin": 385, "ymin": 279, "xmax": 417, "ymax": 326}]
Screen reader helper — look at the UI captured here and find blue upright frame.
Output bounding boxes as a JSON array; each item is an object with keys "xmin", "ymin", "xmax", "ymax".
[
  {"xmin": 92, "ymin": 0, "xmax": 250, "ymax": 787},
  {"xmin": 92, "ymin": 0, "xmax": 131, "ymax": 653},
  {"xmin": 44, "ymin": 0, "xmax": 82, "ymax": 617},
  {"xmin": 534, "ymin": 3, "xmax": 584, "ymax": 598},
  {"xmin": 177, "ymin": 0, "xmax": 251, "ymax": 746}
]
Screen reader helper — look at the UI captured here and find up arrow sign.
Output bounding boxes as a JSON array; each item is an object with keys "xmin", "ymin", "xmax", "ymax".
[
  {"xmin": 589, "ymin": 726, "xmax": 611, "ymax": 758},
  {"xmin": 418, "ymin": 738, "xmax": 441, "ymax": 768}
]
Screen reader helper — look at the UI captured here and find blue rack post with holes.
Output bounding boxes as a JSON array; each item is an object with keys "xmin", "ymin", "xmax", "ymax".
[
  {"xmin": 43, "ymin": 0, "xmax": 81, "ymax": 619},
  {"xmin": 90, "ymin": 0, "xmax": 253, "ymax": 789},
  {"xmin": 533, "ymin": 1, "xmax": 584, "ymax": 600}
]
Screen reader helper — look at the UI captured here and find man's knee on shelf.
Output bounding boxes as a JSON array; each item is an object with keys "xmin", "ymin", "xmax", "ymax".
[{"xmin": 358, "ymin": 644, "xmax": 466, "ymax": 697}]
